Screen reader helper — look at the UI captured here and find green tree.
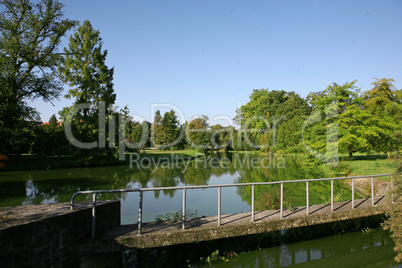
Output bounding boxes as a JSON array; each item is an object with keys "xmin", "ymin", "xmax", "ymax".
[
  {"xmin": 211, "ymin": 124, "xmax": 232, "ymax": 149},
  {"xmin": 58, "ymin": 20, "xmax": 118, "ymax": 164},
  {"xmin": 362, "ymin": 78, "xmax": 402, "ymax": 157},
  {"xmin": 152, "ymin": 110, "xmax": 162, "ymax": 148},
  {"xmin": 160, "ymin": 110, "xmax": 180, "ymax": 149},
  {"xmin": 186, "ymin": 116, "xmax": 211, "ymax": 150},
  {"xmin": 0, "ymin": 0, "xmax": 76, "ymax": 153},
  {"xmin": 131, "ymin": 121, "xmax": 151, "ymax": 149},
  {"xmin": 305, "ymin": 81, "xmax": 366, "ymax": 160},
  {"xmin": 48, "ymin": 114, "xmax": 58, "ymax": 129},
  {"xmin": 276, "ymin": 116, "xmax": 304, "ymax": 152},
  {"xmin": 59, "ymin": 20, "xmax": 115, "ymax": 143},
  {"xmin": 235, "ymin": 89, "xmax": 310, "ymax": 151},
  {"xmin": 60, "ymin": 20, "xmax": 115, "ymax": 118}
]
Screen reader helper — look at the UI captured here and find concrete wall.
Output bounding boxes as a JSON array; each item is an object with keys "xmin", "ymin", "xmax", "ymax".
[{"xmin": 0, "ymin": 200, "xmax": 120, "ymax": 267}]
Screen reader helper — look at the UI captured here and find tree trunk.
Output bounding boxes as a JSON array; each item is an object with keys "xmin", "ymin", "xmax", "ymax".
[{"xmin": 349, "ymin": 151, "xmax": 353, "ymax": 158}]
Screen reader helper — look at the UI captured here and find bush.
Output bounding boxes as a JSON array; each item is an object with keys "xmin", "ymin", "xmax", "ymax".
[{"xmin": 382, "ymin": 160, "xmax": 402, "ymax": 263}]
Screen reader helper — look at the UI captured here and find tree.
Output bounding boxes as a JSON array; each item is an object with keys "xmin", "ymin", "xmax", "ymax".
[
  {"xmin": 362, "ymin": 78, "xmax": 402, "ymax": 157},
  {"xmin": 57, "ymin": 20, "xmax": 118, "ymax": 164},
  {"xmin": 235, "ymin": 89, "xmax": 310, "ymax": 151},
  {"xmin": 30, "ymin": 114, "xmax": 68, "ymax": 155},
  {"xmin": 0, "ymin": 0, "xmax": 76, "ymax": 153},
  {"xmin": 210, "ymin": 124, "xmax": 233, "ymax": 149},
  {"xmin": 160, "ymin": 110, "xmax": 180, "ymax": 148},
  {"xmin": 186, "ymin": 116, "xmax": 211, "ymax": 150},
  {"xmin": 48, "ymin": 114, "xmax": 58, "ymax": 129},
  {"xmin": 276, "ymin": 116, "xmax": 304, "ymax": 152},
  {"xmin": 152, "ymin": 110, "xmax": 162, "ymax": 148},
  {"xmin": 131, "ymin": 121, "xmax": 151, "ymax": 149},
  {"xmin": 305, "ymin": 81, "xmax": 367, "ymax": 160},
  {"xmin": 59, "ymin": 20, "xmax": 115, "ymax": 144}
]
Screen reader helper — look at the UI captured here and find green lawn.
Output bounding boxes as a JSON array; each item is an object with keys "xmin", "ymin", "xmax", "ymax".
[{"xmin": 143, "ymin": 149, "xmax": 204, "ymax": 158}]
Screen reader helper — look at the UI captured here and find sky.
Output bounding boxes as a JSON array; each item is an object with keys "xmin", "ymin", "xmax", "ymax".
[{"xmin": 30, "ymin": 0, "xmax": 402, "ymax": 126}]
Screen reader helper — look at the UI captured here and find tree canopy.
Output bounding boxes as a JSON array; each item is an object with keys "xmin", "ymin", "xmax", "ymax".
[{"xmin": 0, "ymin": 0, "xmax": 76, "ymax": 153}]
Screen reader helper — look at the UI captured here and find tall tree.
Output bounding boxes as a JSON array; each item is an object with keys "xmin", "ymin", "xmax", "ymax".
[
  {"xmin": 362, "ymin": 78, "xmax": 402, "ymax": 157},
  {"xmin": 152, "ymin": 110, "xmax": 162, "ymax": 148},
  {"xmin": 0, "ymin": 0, "xmax": 76, "ymax": 153},
  {"xmin": 305, "ymin": 81, "xmax": 364, "ymax": 160},
  {"xmin": 59, "ymin": 20, "xmax": 115, "ymax": 144},
  {"xmin": 160, "ymin": 110, "xmax": 180, "ymax": 148}
]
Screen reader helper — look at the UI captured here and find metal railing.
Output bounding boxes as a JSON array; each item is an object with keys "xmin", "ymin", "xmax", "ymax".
[{"xmin": 71, "ymin": 174, "xmax": 397, "ymax": 238}]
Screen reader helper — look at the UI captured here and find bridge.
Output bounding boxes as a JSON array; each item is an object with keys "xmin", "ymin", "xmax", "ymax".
[{"xmin": 71, "ymin": 174, "xmax": 397, "ymax": 254}]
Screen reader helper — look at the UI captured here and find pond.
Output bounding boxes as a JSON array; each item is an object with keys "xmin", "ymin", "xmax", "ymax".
[
  {"xmin": 0, "ymin": 152, "xmax": 354, "ymax": 223},
  {"xmin": 1, "ymin": 152, "xmax": 399, "ymax": 266},
  {"xmin": 193, "ymin": 228, "xmax": 401, "ymax": 268},
  {"xmin": 0, "ymin": 152, "xmax": 365, "ymax": 223}
]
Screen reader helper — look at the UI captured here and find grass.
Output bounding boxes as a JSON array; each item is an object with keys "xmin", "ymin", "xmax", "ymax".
[
  {"xmin": 143, "ymin": 149, "xmax": 203, "ymax": 158},
  {"xmin": 337, "ymin": 153, "xmax": 397, "ymax": 182},
  {"xmin": 134, "ymin": 149, "xmax": 205, "ymax": 163}
]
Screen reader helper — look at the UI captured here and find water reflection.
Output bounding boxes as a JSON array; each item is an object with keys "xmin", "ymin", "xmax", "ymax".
[
  {"xmin": 0, "ymin": 153, "xmax": 355, "ymax": 222},
  {"xmin": 197, "ymin": 228, "xmax": 401, "ymax": 268}
]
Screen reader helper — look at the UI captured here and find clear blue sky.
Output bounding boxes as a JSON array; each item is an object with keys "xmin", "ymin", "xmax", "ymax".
[{"xmin": 32, "ymin": 0, "xmax": 402, "ymax": 126}]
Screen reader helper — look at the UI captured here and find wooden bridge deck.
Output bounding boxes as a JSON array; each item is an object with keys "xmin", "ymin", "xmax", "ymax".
[{"xmin": 80, "ymin": 196, "xmax": 390, "ymax": 254}]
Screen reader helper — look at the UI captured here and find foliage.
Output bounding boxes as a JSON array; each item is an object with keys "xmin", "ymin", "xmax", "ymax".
[
  {"xmin": 152, "ymin": 110, "xmax": 182, "ymax": 149},
  {"xmin": 30, "ymin": 114, "xmax": 69, "ymax": 155},
  {"xmin": 57, "ymin": 20, "xmax": 118, "ymax": 162},
  {"xmin": 60, "ymin": 20, "xmax": 115, "ymax": 111},
  {"xmin": 255, "ymin": 189, "xmax": 281, "ymax": 210},
  {"xmin": 276, "ymin": 116, "xmax": 304, "ymax": 152},
  {"xmin": 186, "ymin": 116, "xmax": 211, "ymax": 149},
  {"xmin": 382, "ymin": 157, "xmax": 402, "ymax": 263},
  {"xmin": 155, "ymin": 209, "xmax": 199, "ymax": 222},
  {"xmin": 210, "ymin": 124, "xmax": 234, "ymax": 149},
  {"xmin": 235, "ymin": 89, "xmax": 310, "ymax": 151},
  {"xmin": 362, "ymin": 78, "xmax": 402, "ymax": 157},
  {"xmin": 0, "ymin": 0, "xmax": 76, "ymax": 154},
  {"xmin": 305, "ymin": 81, "xmax": 361, "ymax": 161},
  {"xmin": 130, "ymin": 121, "xmax": 151, "ymax": 149}
]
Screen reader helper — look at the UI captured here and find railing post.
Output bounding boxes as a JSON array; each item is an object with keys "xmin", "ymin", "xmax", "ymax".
[
  {"xmin": 182, "ymin": 188, "xmax": 186, "ymax": 230},
  {"xmin": 251, "ymin": 185, "xmax": 255, "ymax": 222},
  {"xmin": 371, "ymin": 177, "xmax": 375, "ymax": 206},
  {"xmin": 218, "ymin": 187, "xmax": 221, "ymax": 226},
  {"xmin": 352, "ymin": 178, "xmax": 355, "ymax": 209},
  {"xmin": 280, "ymin": 183, "xmax": 284, "ymax": 219},
  {"xmin": 138, "ymin": 191, "xmax": 143, "ymax": 235},
  {"xmin": 391, "ymin": 175, "xmax": 394, "ymax": 203},
  {"xmin": 91, "ymin": 193, "xmax": 96, "ymax": 239},
  {"xmin": 306, "ymin": 181, "xmax": 309, "ymax": 215},
  {"xmin": 331, "ymin": 180, "xmax": 334, "ymax": 211}
]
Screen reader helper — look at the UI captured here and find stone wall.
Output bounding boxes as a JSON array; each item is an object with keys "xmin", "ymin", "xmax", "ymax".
[{"xmin": 0, "ymin": 200, "xmax": 120, "ymax": 267}]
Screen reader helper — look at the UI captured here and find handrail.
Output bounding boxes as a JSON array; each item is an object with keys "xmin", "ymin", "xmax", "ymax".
[{"xmin": 71, "ymin": 173, "xmax": 397, "ymax": 238}]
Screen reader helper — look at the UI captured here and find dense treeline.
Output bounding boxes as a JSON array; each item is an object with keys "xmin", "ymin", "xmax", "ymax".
[
  {"xmin": 1, "ymin": 0, "xmax": 402, "ymax": 166},
  {"xmin": 124, "ymin": 78, "xmax": 402, "ymax": 164}
]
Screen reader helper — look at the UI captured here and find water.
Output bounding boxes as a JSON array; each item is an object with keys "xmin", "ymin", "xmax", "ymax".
[
  {"xmin": 1, "ymin": 152, "xmax": 400, "ymax": 266},
  {"xmin": 194, "ymin": 228, "xmax": 401, "ymax": 268},
  {"xmin": 0, "ymin": 152, "xmax": 344, "ymax": 223}
]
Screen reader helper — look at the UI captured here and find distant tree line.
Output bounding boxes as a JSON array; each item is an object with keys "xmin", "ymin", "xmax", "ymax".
[{"xmin": 1, "ymin": 0, "xmax": 401, "ymax": 167}]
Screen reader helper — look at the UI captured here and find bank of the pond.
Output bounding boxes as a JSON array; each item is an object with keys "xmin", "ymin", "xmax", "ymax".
[{"xmin": 0, "ymin": 150, "xmax": 204, "ymax": 171}]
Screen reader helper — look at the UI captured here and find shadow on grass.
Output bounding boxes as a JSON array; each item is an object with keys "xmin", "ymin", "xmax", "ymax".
[{"xmin": 341, "ymin": 154, "xmax": 388, "ymax": 161}]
